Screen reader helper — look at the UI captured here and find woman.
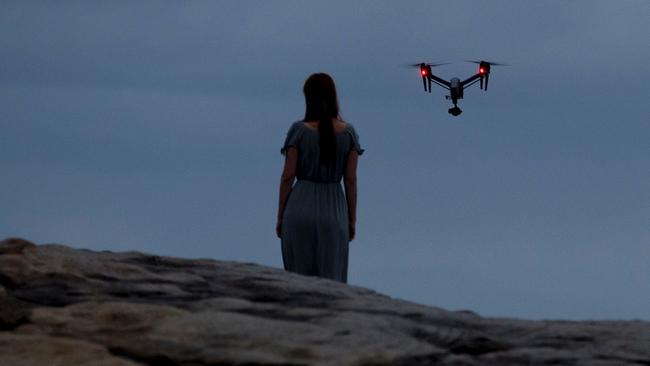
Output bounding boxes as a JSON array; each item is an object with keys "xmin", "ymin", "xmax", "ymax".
[{"xmin": 276, "ymin": 73, "xmax": 363, "ymax": 283}]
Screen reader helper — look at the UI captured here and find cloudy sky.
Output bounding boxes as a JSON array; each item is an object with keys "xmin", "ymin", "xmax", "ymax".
[{"xmin": 1, "ymin": 1, "xmax": 648, "ymax": 320}]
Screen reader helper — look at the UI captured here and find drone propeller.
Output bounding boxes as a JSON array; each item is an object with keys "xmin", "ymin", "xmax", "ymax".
[
  {"xmin": 465, "ymin": 60, "xmax": 510, "ymax": 66},
  {"xmin": 403, "ymin": 62, "xmax": 447, "ymax": 93},
  {"xmin": 466, "ymin": 60, "xmax": 509, "ymax": 90},
  {"xmin": 402, "ymin": 62, "xmax": 449, "ymax": 68}
]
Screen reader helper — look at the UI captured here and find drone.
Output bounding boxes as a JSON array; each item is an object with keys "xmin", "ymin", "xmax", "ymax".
[{"xmin": 407, "ymin": 60, "xmax": 508, "ymax": 116}]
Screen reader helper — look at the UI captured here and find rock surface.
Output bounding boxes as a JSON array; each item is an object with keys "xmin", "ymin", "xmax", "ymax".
[{"xmin": 0, "ymin": 237, "xmax": 648, "ymax": 366}]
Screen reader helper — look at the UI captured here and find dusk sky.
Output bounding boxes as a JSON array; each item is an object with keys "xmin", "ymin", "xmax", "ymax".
[{"xmin": 1, "ymin": 1, "xmax": 648, "ymax": 320}]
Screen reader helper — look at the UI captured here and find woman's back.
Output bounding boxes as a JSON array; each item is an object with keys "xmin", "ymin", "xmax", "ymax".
[{"xmin": 281, "ymin": 120, "xmax": 363, "ymax": 183}]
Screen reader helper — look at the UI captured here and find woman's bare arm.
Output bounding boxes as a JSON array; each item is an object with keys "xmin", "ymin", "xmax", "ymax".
[
  {"xmin": 276, "ymin": 147, "xmax": 298, "ymax": 238},
  {"xmin": 343, "ymin": 150, "xmax": 359, "ymax": 241}
]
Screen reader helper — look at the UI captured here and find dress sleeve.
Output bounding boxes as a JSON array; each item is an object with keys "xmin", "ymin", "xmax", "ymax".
[
  {"xmin": 347, "ymin": 124, "xmax": 365, "ymax": 156},
  {"xmin": 280, "ymin": 122, "xmax": 301, "ymax": 155}
]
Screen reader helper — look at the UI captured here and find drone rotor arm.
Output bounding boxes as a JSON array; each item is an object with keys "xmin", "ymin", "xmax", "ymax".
[
  {"xmin": 429, "ymin": 78, "xmax": 450, "ymax": 90},
  {"xmin": 428, "ymin": 74, "xmax": 450, "ymax": 89},
  {"xmin": 461, "ymin": 74, "xmax": 482, "ymax": 87},
  {"xmin": 462, "ymin": 76, "xmax": 482, "ymax": 89}
]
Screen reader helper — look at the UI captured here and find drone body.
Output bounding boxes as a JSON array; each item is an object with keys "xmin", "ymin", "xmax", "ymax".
[{"xmin": 410, "ymin": 60, "xmax": 506, "ymax": 116}]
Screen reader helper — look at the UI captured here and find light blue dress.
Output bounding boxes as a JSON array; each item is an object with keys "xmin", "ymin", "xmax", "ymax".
[{"xmin": 280, "ymin": 121, "xmax": 364, "ymax": 283}]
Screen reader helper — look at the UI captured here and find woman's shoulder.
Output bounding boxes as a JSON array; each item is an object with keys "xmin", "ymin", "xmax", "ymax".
[
  {"xmin": 285, "ymin": 120, "xmax": 310, "ymax": 136},
  {"xmin": 287, "ymin": 119, "xmax": 359, "ymax": 136},
  {"xmin": 281, "ymin": 121, "xmax": 307, "ymax": 155},
  {"xmin": 341, "ymin": 120, "xmax": 360, "ymax": 136},
  {"xmin": 293, "ymin": 119, "xmax": 350, "ymax": 134},
  {"xmin": 341, "ymin": 120, "xmax": 364, "ymax": 155},
  {"xmin": 342, "ymin": 120, "xmax": 356, "ymax": 130},
  {"xmin": 289, "ymin": 120, "xmax": 305, "ymax": 130}
]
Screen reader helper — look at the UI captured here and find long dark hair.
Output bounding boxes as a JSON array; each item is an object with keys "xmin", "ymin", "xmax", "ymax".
[{"xmin": 303, "ymin": 73, "xmax": 340, "ymax": 166}]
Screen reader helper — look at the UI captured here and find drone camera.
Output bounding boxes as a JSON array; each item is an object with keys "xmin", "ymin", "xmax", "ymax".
[{"xmin": 448, "ymin": 106, "xmax": 462, "ymax": 116}]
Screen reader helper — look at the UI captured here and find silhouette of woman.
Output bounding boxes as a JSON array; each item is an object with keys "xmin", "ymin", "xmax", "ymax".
[{"xmin": 276, "ymin": 73, "xmax": 364, "ymax": 283}]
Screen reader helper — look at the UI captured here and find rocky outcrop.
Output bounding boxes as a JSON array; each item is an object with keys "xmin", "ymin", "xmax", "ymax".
[{"xmin": 0, "ymin": 237, "xmax": 648, "ymax": 365}]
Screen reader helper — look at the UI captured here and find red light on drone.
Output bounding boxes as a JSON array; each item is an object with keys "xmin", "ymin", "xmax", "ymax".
[
  {"xmin": 479, "ymin": 68, "xmax": 485, "ymax": 74},
  {"xmin": 421, "ymin": 69, "xmax": 427, "ymax": 76}
]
